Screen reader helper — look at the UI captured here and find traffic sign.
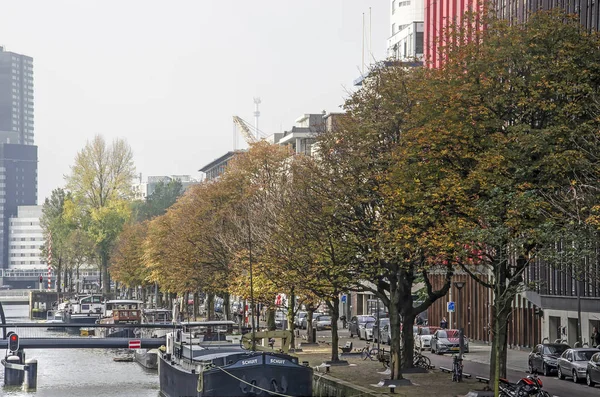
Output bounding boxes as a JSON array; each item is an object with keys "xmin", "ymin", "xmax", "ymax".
[
  {"xmin": 128, "ymin": 339, "xmax": 141, "ymax": 349},
  {"xmin": 341, "ymin": 295, "xmax": 347, "ymax": 303},
  {"xmin": 447, "ymin": 301, "xmax": 455, "ymax": 313}
]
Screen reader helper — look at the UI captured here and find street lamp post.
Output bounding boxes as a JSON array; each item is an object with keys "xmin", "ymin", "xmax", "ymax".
[{"xmin": 454, "ymin": 281, "xmax": 466, "ymax": 361}]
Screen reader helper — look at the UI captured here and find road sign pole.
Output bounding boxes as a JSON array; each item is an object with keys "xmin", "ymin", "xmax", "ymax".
[{"xmin": 448, "ymin": 287, "xmax": 453, "ymax": 329}]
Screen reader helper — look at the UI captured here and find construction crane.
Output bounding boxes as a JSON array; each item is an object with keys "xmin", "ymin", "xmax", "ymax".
[
  {"xmin": 233, "ymin": 116, "xmax": 258, "ymax": 145},
  {"xmin": 233, "ymin": 116, "xmax": 269, "ymax": 146}
]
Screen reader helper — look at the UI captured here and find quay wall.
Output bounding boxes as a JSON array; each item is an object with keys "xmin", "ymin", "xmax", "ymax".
[{"xmin": 313, "ymin": 373, "xmax": 379, "ymax": 397}]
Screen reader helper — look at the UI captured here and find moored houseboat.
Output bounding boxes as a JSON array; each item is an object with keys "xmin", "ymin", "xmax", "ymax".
[
  {"xmin": 158, "ymin": 321, "xmax": 313, "ymax": 397},
  {"xmin": 96, "ymin": 299, "xmax": 143, "ymax": 338}
]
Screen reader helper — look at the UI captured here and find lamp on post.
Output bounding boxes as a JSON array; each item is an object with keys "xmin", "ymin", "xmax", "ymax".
[{"xmin": 454, "ymin": 281, "xmax": 466, "ymax": 360}]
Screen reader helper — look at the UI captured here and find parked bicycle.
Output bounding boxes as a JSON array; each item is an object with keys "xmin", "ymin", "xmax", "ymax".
[
  {"xmin": 452, "ymin": 354, "xmax": 463, "ymax": 382},
  {"xmin": 413, "ymin": 350, "xmax": 432, "ymax": 369},
  {"xmin": 361, "ymin": 341, "xmax": 379, "ymax": 361}
]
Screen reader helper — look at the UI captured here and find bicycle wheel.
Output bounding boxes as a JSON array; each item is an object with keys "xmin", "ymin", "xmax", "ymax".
[
  {"xmin": 361, "ymin": 348, "xmax": 369, "ymax": 360},
  {"xmin": 421, "ymin": 355, "xmax": 431, "ymax": 369},
  {"xmin": 369, "ymin": 347, "xmax": 379, "ymax": 361}
]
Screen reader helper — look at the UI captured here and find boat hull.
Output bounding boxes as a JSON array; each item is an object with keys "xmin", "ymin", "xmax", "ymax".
[
  {"xmin": 159, "ymin": 351, "xmax": 313, "ymax": 397},
  {"xmin": 64, "ymin": 313, "xmax": 103, "ymax": 334},
  {"xmin": 135, "ymin": 349, "xmax": 158, "ymax": 370}
]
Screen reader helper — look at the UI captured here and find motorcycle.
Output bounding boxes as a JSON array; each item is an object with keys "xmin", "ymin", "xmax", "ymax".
[{"xmin": 498, "ymin": 374, "xmax": 550, "ymax": 397}]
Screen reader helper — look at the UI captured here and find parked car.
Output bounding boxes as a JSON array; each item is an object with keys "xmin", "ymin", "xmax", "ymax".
[
  {"xmin": 415, "ymin": 326, "xmax": 440, "ymax": 351},
  {"xmin": 348, "ymin": 315, "xmax": 375, "ymax": 338},
  {"xmin": 557, "ymin": 348, "xmax": 600, "ymax": 382},
  {"xmin": 275, "ymin": 310, "xmax": 287, "ymax": 329},
  {"xmin": 431, "ymin": 329, "xmax": 469, "ymax": 354},
  {"xmin": 294, "ymin": 311, "xmax": 307, "ymax": 329},
  {"xmin": 312, "ymin": 314, "xmax": 332, "ymax": 331},
  {"xmin": 359, "ymin": 321, "xmax": 375, "ymax": 341},
  {"xmin": 370, "ymin": 310, "xmax": 388, "ymax": 319},
  {"xmin": 528, "ymin": 343, "xmax": 570, "ymax": 376},
  {"xmin": 586, "ymin": 351, "xmax": 600, "ymax": 387},
  {"xmin": 372, "ymin": 318, "xmax": 390, "ymax": 344}
]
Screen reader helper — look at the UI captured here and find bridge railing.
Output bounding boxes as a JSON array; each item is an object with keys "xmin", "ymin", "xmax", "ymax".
[
  {"xmin": 0, "ymin": 323, "xmax": 180, "ymax": 339},
  {"xmin": 0, "ymin": 290, "xmax": 29, "ymax": 297}
]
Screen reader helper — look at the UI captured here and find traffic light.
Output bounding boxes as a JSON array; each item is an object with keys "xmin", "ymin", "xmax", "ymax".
[
  {"xmin": 39, "ymin": 275, "xmax": 43, "ymax": 284},
  {"xmin": 8, "ymin": 332, "xmax": 19, "ymax": 352}
]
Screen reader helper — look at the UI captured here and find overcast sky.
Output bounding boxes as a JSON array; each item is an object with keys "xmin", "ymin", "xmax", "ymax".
[{"xmin": 1, "ymin": 1, "xmax": 389, "ymax": 203}]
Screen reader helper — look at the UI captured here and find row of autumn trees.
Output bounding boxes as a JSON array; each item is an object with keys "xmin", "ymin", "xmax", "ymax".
[{"xmin": 40, "ymin": 11, "xmax": 600, "ymax": 392}]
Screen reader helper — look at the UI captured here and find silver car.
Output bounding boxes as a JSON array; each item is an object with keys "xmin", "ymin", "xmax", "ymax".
[
  {"xmin": 359, "ymin": 321, "xmax": 375, "ymax": 341},
  {"xmin": 431, "ymin": 329, "xmax": 470, "ymax": 354},
  {"xmin": 557, "ymin": 348, "xmax": 600, "ymax": 383}
]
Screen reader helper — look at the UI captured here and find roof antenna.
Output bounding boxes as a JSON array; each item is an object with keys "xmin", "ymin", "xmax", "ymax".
[
  {"xmin": 362, "ymin": 13, "xmax": 365, "ymax": 75},
  {"xmin": 253, "ymin": 98, "xmax": 261, "ymax": 140}
]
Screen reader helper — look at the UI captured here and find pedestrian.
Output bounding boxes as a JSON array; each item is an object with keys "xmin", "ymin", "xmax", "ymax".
[
  {"xmin": 440, "ymin": 316, "xmax": 448, "ymax": 329},
  {"xmin": 593, "ymin": 326, "xmax": 600, "ymax": 348}
]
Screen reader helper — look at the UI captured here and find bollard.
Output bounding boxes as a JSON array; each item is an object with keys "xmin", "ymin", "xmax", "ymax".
[
  {"xmin": 4, "ymin": 355, "xmax": 23, "ymax": 386},
  {"xmin": 312, "ymin": 328, "xmax": 317, "ymax": 343},
  {"xmin": 23, "ymin": 359, "xmax": 37, "ymax": 390}
]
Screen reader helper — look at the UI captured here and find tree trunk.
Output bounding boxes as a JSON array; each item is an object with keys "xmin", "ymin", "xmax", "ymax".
[
  {"xmin": 490, "ymin": 298, "xmax": 511, "ymax": 394},
  {"xmin": 307, "ymin": 308, "xmax": 315, "ymax": 343},
  {"xmin": 267, "ymin": 308, "xmax": 276, "ymax": 331},
  {"xmin": 56, "ymin": 257, "xmax": 62, "ymax": 293},
  {"xmin": 388, "ymin": 280, "xmax": 412, "ymax": 379},
  {"xmin": 207, "ymin": 294, "xmax": 214, "ymax": 320},
  {"xmin": 101, "ymin": 252, "xmax": 109, "ymax": 294},
  {"xmin": 288, "ymin": 289, "xmax": 296, "ymax": 348},
  {"xmin": 223, "ymin": 292, "xmax": 231, "ymax": 321},
  {"xmin": 193, "ymin": 292, "xmax": 199, "ymax": 320},
  {"xmin": 63, "ymin": 265, "xmax": 68, "ymax": 293},
  {"xmin": 401, "ymin": 310, "xmax": 417, "ymax": 368},
  {"xmin": 327, "ymin": 299, "xmax": 340, "ymax": 362},
  {"xmin": 256, "ymin": 303, "xmax": 261, "ymax": 331},
  {"xmin": 76, "ymin": 267, "xmax": 80, "ymax": 294},
  {"xmin": 68, "ymin": 269, "xmax": 73, "ymax": 293}
]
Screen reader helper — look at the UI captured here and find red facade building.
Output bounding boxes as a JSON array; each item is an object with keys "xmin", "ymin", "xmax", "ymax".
[{"xmin": 424, "ymin": 0, "xmax": 480, "ymax": 68}]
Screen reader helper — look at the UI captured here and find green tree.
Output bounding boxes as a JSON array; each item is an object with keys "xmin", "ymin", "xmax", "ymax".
[
  {"xmin": 414, "ymin": 10, "xmax": 600, "ymax": 392},
  {"xmin": 40, "ymin": 188, "xmax": 74, "ymax": 293},
  {"xmin": 314, "ymin": 67, "xmax": 453, "ymax": 379},
  {"xmin": 65, "ymin": 135, "xmax": 135, "ymax": 293},
  {"xmin": 132, "ymin": 179, "xmax": 183, "ymax": 221}
]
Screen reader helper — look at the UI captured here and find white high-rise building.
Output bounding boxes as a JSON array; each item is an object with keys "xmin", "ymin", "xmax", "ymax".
[
  {"xmin": 387, "ymin": 0, "xmax": 424, "ymax": 62},
  {"xmin": 8, "ymin": 205, "xmax": 44, "ymax": 270}
]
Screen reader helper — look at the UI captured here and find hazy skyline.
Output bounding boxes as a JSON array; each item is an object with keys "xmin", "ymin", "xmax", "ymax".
[{"xmin": 1, "ymin": 1, "xmax": 388, "ymax": 202}]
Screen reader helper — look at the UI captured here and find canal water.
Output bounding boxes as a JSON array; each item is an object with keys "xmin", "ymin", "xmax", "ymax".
[{"xmin": 0, "ymin": 305, "xmax": 159, "ymax": 397}]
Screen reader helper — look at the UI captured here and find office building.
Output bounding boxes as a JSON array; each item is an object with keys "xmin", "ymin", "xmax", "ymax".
[
  {"xmin": 388, "ymin": 0, "xmax": 425, "ymax": 62},
  {"xmin": 8, "ymin": 205, "xmax": 44, "ymax": 270},
  {"xmin": 132, "ymin": 174, "xmax": 199, "ymax": 200},
  {"xmin": 0, "ymin": 46, "xmax": 34, "ymax": 145},
  {"xmin": 0, "ymin": 144, "xmax": 38, "ymax": 268}
]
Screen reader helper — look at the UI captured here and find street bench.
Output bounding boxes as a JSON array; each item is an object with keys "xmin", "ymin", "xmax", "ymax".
[
  {"xmin": 476, "ymin": 376, "xmax": 490, "ymax": 383},
  {"xmin": 439, "ymin": 366, "xmax": 472, "ymax": 379},
  {"xmin": 339, "ymin": 341, "xmax": 353, "ymax": 353}
]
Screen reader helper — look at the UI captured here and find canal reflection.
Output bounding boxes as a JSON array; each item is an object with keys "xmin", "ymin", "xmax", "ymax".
[{"xmin": 0, "ymin": 305, "xmax": 159, "ymax": 397}]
